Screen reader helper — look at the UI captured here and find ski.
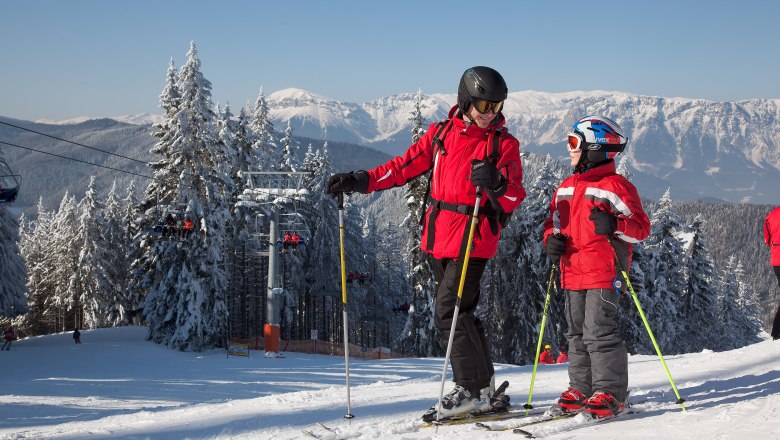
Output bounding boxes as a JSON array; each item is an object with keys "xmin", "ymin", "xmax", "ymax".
[
  {"xmin": 317, "ymin": 423, "xmax": 334, "ymax": 432},
  {"xmin": 421, "ymin": 380, "xmax": 511, "ymax": 425},
  {"xmin": 301, "ymin": 422, "xmax": 335, "ymax": 439},
  {"xmin": 475, "ymin": 412, "xmax": 576, "ymax": 432},
  {"xmin": 421, "ymin": 407, "xmax": 547, "ymax": 428},
  {"xmin": 512, "ymin": 408, "xmax": 641, "ymax": 438}
]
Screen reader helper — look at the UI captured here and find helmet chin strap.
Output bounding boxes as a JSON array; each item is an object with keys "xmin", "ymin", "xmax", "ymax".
[
  {"xmin": 576, "ymin": 151, "xmax": 610, "ymax": 172},
  {"xmin": 460, "ymin": 107, "xmax": 476, "ymax": 125}
]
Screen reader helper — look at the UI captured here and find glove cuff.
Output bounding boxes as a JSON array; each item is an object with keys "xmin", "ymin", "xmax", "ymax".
[
  {"xmin": 487, "ymin": 177, "xmax": 507, "ymax": 198},
  {"xmin": 353, "ymin": 170, "xmax": 370, "ymax": 193}
]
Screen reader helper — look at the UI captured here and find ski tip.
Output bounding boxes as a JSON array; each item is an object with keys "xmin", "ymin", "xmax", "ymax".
[{"xmin": 513, "ymin": 427, "xmax": 535, "ymax": 438}]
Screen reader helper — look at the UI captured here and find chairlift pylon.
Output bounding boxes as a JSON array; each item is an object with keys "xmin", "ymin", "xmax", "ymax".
[{"xmin": 0, "ymin": 160, "xmax": 22, "ymax": 203}]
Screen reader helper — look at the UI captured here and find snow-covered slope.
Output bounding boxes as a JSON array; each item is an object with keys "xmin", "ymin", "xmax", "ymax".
[{"xmin": 2, "ymin": 326, "xmax": 778, "ymax": 439}]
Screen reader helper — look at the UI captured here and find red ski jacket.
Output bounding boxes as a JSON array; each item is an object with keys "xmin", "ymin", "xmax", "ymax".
[
  {"xmin": 366, "ymin": 106, "xmax": 525, "ymax": 259},
  {"xmin": 765, "ymin": 206, "xmax": 780, "ymax": 266},
  {"xmin": 543, "ymin": 161, "xmax": 650, "ymax": 290},
  {"xmin": 539, "ymin": 350, "xmax": 555, "ymax": 364}
]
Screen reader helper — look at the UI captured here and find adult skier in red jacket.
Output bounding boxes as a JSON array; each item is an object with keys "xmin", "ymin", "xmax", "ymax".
[
  {"xmin": 764, "ymin": 206, "xmax": 780, "ymax": 339},
  {"xmin": 543, "ymin": 116, "xmax": 650, "ymax": 418},
  {"xmin": 327, "ymin": 66, "xmax": 525, "ymax": 420}
]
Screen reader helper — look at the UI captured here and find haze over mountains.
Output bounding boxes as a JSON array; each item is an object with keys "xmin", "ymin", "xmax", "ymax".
[{"xmin": 5, "ymin": 89, "xmax": 780, "ymax": 207}]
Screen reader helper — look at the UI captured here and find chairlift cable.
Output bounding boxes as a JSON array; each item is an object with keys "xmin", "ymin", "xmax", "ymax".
[
  {"xmin": 0, "ymin": 120, "xmax": 150, "ymax": 166},
  {"xmin": 0, "ymin": 139, "xmax": 159, "ymax": 182}
]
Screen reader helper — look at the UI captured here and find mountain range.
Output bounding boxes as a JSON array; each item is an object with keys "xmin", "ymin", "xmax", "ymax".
[
  {"xmin": 4, "ymin": 88, "xmax": 779, "ymax": 206},
  {"xmin": 261, "ymin": 88, "xmax": 780, "ymax": 204}
]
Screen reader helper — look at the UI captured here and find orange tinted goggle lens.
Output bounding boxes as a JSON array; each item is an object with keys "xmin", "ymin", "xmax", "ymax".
[
  {"xmin": 567, "ymin": 134, "xmax": 582, "ymax": 152},
  {"xmin": 472, "ymin": 99, "xmax": 503, "ymax": 114}
]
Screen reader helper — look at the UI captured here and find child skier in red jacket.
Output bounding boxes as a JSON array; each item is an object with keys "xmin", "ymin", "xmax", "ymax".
[{"xmin": 543, "ymin": 116, "xmax": 650, "ymax": 418}]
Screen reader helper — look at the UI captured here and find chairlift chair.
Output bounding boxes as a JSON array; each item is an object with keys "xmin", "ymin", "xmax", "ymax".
[{"xmin": 0, "ymin": 160, "xmax": 21, "ymax": 204}]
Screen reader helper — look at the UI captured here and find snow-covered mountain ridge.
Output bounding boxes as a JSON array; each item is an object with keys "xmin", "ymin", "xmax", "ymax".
[
  {"xmin": 265, "ymin": 88, "xmax": 780, "ymax": 203},
  {"xmin": 26, "ymin": 88, "xmax": 780, "ymax": 203}
]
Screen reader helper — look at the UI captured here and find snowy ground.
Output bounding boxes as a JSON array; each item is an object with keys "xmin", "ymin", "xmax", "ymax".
[{"xmin": 1, "ymin": 327, "xmax": 779, "ymax": 440}]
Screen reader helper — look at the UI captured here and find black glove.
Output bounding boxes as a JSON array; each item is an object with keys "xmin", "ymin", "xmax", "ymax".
[
  {"xmin": 545, "ymin": 233, "xmax": 567, "ymax": 262},
  {"xmin": 325, "ymin": 171, "xmax": 369, "ymax": 196},
  {"xmin": 470, "ymin": 160, "xmax": 507, "ymax": 197},
  {"xmin": 589, "ymin": 207, "xmax": 618, "ymax": 235}
]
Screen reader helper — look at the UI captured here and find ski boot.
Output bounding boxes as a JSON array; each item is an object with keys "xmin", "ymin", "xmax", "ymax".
[
  {"xmin": 421, "ymin": 380, "xmax": 510, "ymax": 423},
  {"xmin": 544, "ymin": 388, "xmax": 587, "ymax": 417},
  {"xmin": 582, "ymin": 391, "xmax": 626, "ymax": 419}
]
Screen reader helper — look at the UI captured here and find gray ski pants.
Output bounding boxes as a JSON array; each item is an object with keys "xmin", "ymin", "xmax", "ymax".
[{"xmin": 564, "ymin": 288, "xmax": 628, "ymax": 401}]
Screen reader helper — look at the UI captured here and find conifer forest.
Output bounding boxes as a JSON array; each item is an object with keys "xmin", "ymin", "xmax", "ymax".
[{"xmin": 0, "ymin": 43, "xmax": 773, "ymax": 365}]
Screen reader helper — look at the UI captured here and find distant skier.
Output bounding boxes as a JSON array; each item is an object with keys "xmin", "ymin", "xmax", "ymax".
[
  {"xmin": 556, "ymin": 345, "xmax": 569, "ymax": 364},
  {"xmin": 765, "ymin": 206, "xmax": 780, "ymax": 340},
  {"xmin": 326, "ymin": 66, "xmax": 525, "ymax": 421},
  {"xmin": 2, "ymin": 325, "xmax": 16, "ymax": 350},
  {"xmin": 539, "ymin": 344, "xmax": 555, "ymax": 364},
  {"xmin": 73, "ymin": 329, "xmax": 81, "ymax": 344},
  {"xmin": 543, "ymin": 116, "xmax": 650, "ymax": 418}
]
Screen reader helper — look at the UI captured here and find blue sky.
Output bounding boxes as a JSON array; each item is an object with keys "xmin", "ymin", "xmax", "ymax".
[{"xmin": 1, "ymin": 0, "xmax": 778, "ymax": 121}]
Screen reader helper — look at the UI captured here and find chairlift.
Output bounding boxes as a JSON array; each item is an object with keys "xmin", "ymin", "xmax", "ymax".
[
  {"xmin": 278, "ymin": 230, "xmax": 308, "ymax": 253},
  {"xmin": 0, "ymin": 160, "xmax": 21, "ymax": 204},
  {"xmin": 146, "ymin": 203, "xmax": 197, "ymax": 241}
]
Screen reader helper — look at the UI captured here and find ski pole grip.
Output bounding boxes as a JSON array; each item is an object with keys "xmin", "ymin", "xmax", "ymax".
[{"xmin": 337, "ymin": 192, "xmax": 344, "ymax": 210}]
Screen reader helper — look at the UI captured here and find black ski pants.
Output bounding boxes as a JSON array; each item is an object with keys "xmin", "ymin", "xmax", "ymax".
[
  {"xmin": 430, "ymin": 256, "xmax": 494, "ymax": 396},
  {"xmin": 771, "ymin": 266, "xmax": 780, "ymax": 340}
]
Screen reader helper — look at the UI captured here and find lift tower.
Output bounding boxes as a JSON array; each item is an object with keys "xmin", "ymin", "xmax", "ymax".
[{"xmin": 237, "ymin": 171, "xmax": 311, "ymax": 357}]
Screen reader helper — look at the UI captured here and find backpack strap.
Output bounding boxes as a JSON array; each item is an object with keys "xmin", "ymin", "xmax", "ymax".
[
  {"xmin": 489, "ymin": 126, "xmax": 506, "ymax": 164},
  {"xmin": 418, "ymin": 120, "xmax": 453, "ymax": 227},
  {"xmin": 485, "ymin": 126, "xmax": 513, "ymax": 231}
]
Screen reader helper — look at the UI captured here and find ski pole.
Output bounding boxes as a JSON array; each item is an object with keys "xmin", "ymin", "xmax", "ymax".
[
  {"xmin": 337, "ymin": 192, "xmax": 354, "ymax": 419},
  {"xmin": 524, "ymin": 261, "xmax": 557, "ymax": 416},
  {"xmin": 435, "ymin": 188, "xmax": 484, "ymax": 423},
  {"xmin": 607, "ymin": 235, "xmax": 687, "ymax": 411}
]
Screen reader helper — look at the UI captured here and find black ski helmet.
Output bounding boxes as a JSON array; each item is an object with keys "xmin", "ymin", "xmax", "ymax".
[{"xmin": 457, "ymin": 66, "xmax": 508, "ymax": 114}]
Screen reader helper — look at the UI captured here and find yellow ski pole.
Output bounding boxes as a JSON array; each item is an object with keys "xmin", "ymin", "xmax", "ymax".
[
  {"xmin": 435, "ymin": 188, "xmax": 484, "ymax": 424},
  {"xmin": 607, "ymin": 235, "xmax": 686, "ymax": 411},
  {"xmin": 524, "ymin": 262, "xmax": 557, "ymax": 415}
]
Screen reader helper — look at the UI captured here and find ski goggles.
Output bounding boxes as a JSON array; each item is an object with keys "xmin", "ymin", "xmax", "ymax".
[
  {"xmin": 471, "ymin": 98, "xmax": 503, "ymax": 114},
  {"xmin": 567, "ymin": 132, "xmax": 585, "ymax": 152}
]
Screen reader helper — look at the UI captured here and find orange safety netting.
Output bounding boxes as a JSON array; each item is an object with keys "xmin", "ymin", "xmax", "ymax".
[{"xmin": 227, "ymin": 337, "xmax": 410, "ymax": 360}]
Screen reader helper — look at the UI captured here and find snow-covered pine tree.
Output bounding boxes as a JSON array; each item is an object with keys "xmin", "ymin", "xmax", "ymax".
[
  {"xmin": 733, "ymin": 259, "xmax": 763, "ymax": 344},
  {"xmin": 489, "ymin": 154, "xmax": 562, "ymax": 364},
  {"xmin": 103, "ymin": 181, "xmax": 131, "ymax": 326},
  {"xmin": 69, "ymin": 176, "xmax": 112, "ymax": 329},
  {"xmin": 279, "ymin": 120, "xmax": 299, "ymax": 172},
  {"xmin": 716, "ymin": 256, "xmax": 759, "ymax": 350},
  {"xmin": 49, "ymin": 193, "xmax": 80, "ymax": 331},
  {"xmin": 303, "ymin": 144, "xmax": 343, "ymax": 342},
  {"xmin": 641, "ymin": 188, "xmax": 687, "ymax": 354},
  {"xmin": 0, "ymin": 173, "xmax": 27, "ymax": 318},
  {"xmin": 398, "ymin": 90, "xmax": 439, "ymax": 356},
  {"xmin": 135, "ymin": 42, "xmax": 231, "ymax": 351},
  {"xmin": 615, "ymin": 159, "xmax": 650, "ymax": 354},
  {"xmin": 120, "ymin": 181, "xmax": 146, "ymax": 325},
  {"xmin": 250, "ymin": 87, "xmax": 279, "ymax": 171},
  {"xmin": 615, "ymin": 157, "xmax": 633, "ymax": 181},
  {"xmin": 16, "ymin": 198, "xmax": 54, "ymax": 334},
  {"xmin": 679, "ymin": 214, "xmax": 720, "ymax": 352}
]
